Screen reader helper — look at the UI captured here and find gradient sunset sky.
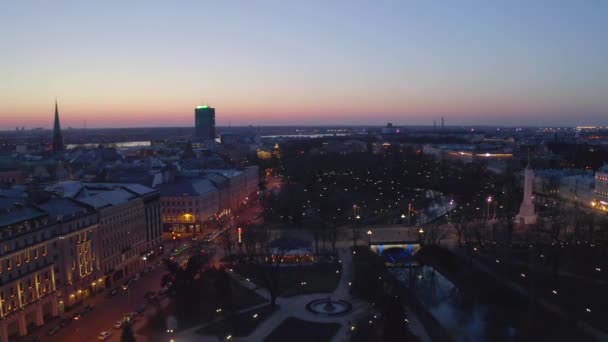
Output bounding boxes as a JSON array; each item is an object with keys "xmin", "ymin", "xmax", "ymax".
[{"xmin": 1, "ymin": 0, "xmax": 607, "ymax": 129}]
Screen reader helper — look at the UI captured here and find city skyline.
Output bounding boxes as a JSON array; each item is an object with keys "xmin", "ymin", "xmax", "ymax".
[{"xmin": 1, "ymin": 1, "xmax": 607, "ymax": 129}]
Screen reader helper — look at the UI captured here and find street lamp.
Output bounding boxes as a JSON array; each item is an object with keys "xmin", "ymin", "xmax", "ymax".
[
  {"xmin": 486, "ymin": 196, "xmax": 492, "ymax": 219},
  {"xmin": 418, "ymin": 228, "xmax": 424, "ymax": 244},
  {"xmin": 367, "ymin": 230, "xmax": 372, "ymax": 245},
  {"xmin": 352, "ymin": 204, "xmax": 361, "ymax": 247}
]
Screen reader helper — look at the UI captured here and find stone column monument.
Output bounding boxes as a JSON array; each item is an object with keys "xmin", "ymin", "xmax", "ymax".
[{"xmin": 516, "ymin": 166, "xmax": 537, "ymax": 225}]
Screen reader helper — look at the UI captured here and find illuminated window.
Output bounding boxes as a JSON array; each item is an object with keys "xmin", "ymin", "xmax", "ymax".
[
  {"xmin": 34, "ymin": 249, "xmax": 39, "ymax": 259},
  {"xmin": 42, "ymin": 245, "xmax": 47, "ymax": 256},
  {"xmin": 15, "ymin": 255, "xmax": 20, "ymax": 266},
  {"xmin": 25, "ymin": 251, "xmax": 30, "ymax": 263},
  {"xmin": 6, "ymin": 259, "xmax": 11, "ymax": 270}
]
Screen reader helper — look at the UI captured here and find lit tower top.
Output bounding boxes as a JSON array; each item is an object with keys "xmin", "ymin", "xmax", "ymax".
[{"xmin": 52, "ymin": 99, "xmax": 65, "ymax": 152}]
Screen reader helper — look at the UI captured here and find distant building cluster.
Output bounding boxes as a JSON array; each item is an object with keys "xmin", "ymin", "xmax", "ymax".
[
  {"xmin": 592, "ymin": 165, "xmax": 608, "ymax": 211},
  {"xmin": 157, "ymin": 167, "xmax": 259, "ymax": 233},
  {"xmin": 533, "ymin": 166, "xmax": 608, "ymax": 212},
  {"xmin": 0, "ymin": 102, "xmax": 263, "ymax": 340}
]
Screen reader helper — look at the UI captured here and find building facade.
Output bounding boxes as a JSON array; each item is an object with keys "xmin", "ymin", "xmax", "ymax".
[
  {"xmin": 46, "ymin": 182, "xmax": 163, "ymax": 287},
  {"xmin": 158, "ymin": 166, "xmax": 259, "ymax": 233},
  {"xmin": 593, "ymin": 164, "xmax": 608, "ymax": 212},
  {"xmin": 0, "ymin": 197, "xmax": 101, "ymax": 340}
]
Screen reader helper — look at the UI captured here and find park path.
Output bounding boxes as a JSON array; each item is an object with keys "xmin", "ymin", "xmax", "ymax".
[{"xmin": 174, "ymin": 247, "xmax": 430, "ymax": 342}]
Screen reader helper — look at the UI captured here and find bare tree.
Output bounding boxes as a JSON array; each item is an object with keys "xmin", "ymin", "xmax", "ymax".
[
  {"xmin": 424, "ymin": 223, "xmax": 448, "ymax": 246},
  {"xmin": 220, "ymin": 221, "xmax": 235, "ymax": 259},
  {"xmin": 241, "ymin": 224, "xmax": 283, "ymax": 307},
  {"xmin": 453, "ymin": 220, "xmax": 465, "ymax": 248}
]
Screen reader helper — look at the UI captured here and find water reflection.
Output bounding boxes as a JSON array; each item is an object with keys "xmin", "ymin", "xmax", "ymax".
[{"xmin": 390, "ymin": 266, "xmax": 517, "ymax": 342}]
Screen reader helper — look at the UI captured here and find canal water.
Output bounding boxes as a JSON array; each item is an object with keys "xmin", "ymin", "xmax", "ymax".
[{"xmin": 390, "ymin": 266, "xmax": 518, "ymax": 342}]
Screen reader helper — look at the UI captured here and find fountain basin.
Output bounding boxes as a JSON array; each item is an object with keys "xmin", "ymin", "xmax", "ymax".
[{"xmin": 306, "ymin": 298, "xmax": 352, "ymax": 316}]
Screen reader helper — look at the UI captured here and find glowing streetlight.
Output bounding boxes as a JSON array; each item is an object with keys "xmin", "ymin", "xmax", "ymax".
[
  {"xmin": 486, "ymin": 196, "xmax": 492, "ymax": 218},
  {"xmin": 352, "ymin": 205, "xmax": 360, "ymax": 247}
]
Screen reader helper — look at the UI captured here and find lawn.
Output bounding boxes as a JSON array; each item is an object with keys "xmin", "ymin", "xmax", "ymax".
[
  {"xmin": 235, "ymin": 262, "xmax": 342, "ymax": 297},
  {"xmin": 264, "ymin": 317, "xmax": 341, "ymax": 342},
  {"xmin": 231, "ymin": 278, "xmax": 268, "ymax": 310},
  {"xmin": 145, "ymin": 277, "xmax": 267, "ymax": 334},
  {"xmin": 197, "ymin": 304, "xmax": 277, "ymax": 337}
]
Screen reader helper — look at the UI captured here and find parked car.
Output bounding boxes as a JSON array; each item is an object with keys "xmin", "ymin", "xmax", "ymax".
[
  {"xmin": 98, "ymin": 331, "xmax": 112, "ymax": 340},
  {"xmin": 114, "ymin": 319, "xmax": 125, "ymax": 329},
  {"xmin": 46, "ymin": 325, "xmax": 60, "ymax": 336},
  {"xmin": 72, "ymin": 312, "xmax": 81, "ymax": 320}
]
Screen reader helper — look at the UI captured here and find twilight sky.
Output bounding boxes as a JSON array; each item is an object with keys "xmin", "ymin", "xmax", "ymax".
[{"xmin": 1, "ymin": 0, "xmax": 607, "ymax": 129}]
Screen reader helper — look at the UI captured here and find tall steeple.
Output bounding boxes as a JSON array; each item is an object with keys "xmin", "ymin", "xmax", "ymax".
[{"xmin": 52, "ymin": 99, "xmax": 65, "ymax": 152}]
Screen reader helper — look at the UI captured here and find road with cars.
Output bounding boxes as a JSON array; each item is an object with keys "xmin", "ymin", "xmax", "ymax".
[
  {"xmin": 17, "ymin": 190, "xmax": 269, "ymax": 342},
  {"xmin": 19, "ymin": 259, "xmax": 169, "ymax": 342}
]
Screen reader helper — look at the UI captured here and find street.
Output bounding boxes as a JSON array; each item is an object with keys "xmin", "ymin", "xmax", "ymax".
[{"xmin": 20, "ymin": 260, "xmax": 167, "ymax": 342}]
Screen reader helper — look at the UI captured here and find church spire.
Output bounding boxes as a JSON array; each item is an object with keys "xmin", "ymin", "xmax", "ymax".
[{"xmin": 52, "ymin": 99, "xmax": 65, "ymax": 152}]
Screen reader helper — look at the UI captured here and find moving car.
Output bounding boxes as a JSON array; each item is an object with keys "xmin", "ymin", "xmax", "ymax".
[
  {"xmin": 72, "ymin": 312, "xmax": 81, "ymax": 320},
  {"xmin": 98, "ymin": 331, "xmax": 112, "ymax": 340},
  {"xmin": 107, "ymin": 288, "xmax": 119, "ymax": 298},
  {"xmin": 124, "ymin": 312, "xmax": 138, "ymax": 321},
  {"xmin": 59, "ymin": 317, "xmax": 71, "ymax": 327}
]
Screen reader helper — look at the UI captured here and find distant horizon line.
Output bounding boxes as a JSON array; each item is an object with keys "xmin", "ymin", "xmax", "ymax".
[{"xmin": 0, "ymin": 123, "xmax": 599, "ymax": 132}]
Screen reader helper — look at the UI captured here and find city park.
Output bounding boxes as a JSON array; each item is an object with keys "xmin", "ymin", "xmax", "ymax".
[{"xmin": 145, "ymin": 139, "xmax": 608, "ymax": 342}]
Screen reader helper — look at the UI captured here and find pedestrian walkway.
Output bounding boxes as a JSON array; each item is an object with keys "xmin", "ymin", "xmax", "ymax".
[{"xmin": 175, "ymin": 248, "xmax": 431, "ymax": 342}]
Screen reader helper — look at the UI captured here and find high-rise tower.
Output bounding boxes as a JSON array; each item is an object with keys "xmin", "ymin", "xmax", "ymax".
[
  {"xmin": 52, "ymin": 99, "xmax": 65, "ymax": 152},
  {"xmin": 194, "ymin": 105, "xmax": 216, "ymax": 140}
]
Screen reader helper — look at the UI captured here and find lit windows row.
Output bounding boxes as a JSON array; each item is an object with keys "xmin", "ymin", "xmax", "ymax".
[{"xmin": 0, "ymin": 246, "xmax": 47, "ymax": 274}]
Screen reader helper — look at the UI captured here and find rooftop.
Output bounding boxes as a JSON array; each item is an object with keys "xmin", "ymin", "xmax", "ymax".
[
  {"xmin": 157, "ymin": 178, "xmax": 217, "ymax": 197},
  {"xmin": 0, "ymin": 206, "xmax": 46, "ymax": 227}
]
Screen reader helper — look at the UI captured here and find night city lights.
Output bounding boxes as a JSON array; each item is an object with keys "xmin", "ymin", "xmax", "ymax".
[{"xmin": 1, "ymin": 1, "xmax": 608, "ymax": 342}]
